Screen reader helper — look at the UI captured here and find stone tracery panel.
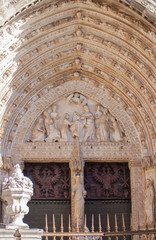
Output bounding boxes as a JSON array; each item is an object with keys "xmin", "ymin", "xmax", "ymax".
[{"xmin": 28, "ymin": 92, "xmax": 125, "ymax": 143}]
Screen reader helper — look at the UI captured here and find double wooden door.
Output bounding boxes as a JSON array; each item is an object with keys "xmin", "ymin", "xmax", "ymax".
[{"xmin": 24, "ymin": 162, "xmax": 131, "ymax": 231}]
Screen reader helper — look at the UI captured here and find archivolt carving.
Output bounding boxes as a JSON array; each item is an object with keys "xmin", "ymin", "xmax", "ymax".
[{"xmin": 0, "ymin": 0, "xmax": 156, "ymax": 162}]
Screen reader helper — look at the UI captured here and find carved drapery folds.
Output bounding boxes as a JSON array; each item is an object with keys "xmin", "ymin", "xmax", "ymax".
[
  {"xmin": 144, "ymin": 169, "xmax": 155, "ymax": 227},
  {"xmin": 28, "ymin": 92, "xmax": 125, "ymax": 143},
  {"xmin": 24, "ymin": 163, "xmax": 70, "ymax": 200}
]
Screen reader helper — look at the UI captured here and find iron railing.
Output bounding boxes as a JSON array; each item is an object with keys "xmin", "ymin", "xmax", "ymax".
[{"xmin": 42, "ymin": 214, "xmax": 156, "ymax": 240}]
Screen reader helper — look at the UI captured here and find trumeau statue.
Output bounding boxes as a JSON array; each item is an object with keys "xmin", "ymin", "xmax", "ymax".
[
  {"xmin": 29, "ymin": 93, "xmax": 125, "ymax": 143},
  {"xmin": 72, "ymin": 175, "xmax": 87, "ymax": 223}
]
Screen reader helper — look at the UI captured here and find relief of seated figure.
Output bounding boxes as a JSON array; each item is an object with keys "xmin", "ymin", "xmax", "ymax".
[
  {"xmin": 70, "ymin": 111, "xmax": 84, "ymax": 138},
  {"xmin": 29, "ymin": 96, "xmax": 125, "ymax": 143},
  {"xmin": 31, "ymin": 118, "xmax": 45, "ymax": 142},
  {"xmin": 45, "ymin": 119, "xmax": 61, "ymax": 142}
]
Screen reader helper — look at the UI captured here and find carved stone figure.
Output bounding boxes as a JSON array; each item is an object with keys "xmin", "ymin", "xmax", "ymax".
[
  {"xmin": 50, "ymin": 104, "xmax": 59, "ymax": 129},
  {"xmin": 70, "ymin": 112, "xmax": 84, "ymax": 138},
  {"xmin": 31, "ymin": 118, "xmax": 45, "ymax": 142},
  {"xmin": 99, "ymin": 108, "xmax": 109, "ymax": 141},
  {"xmin": 67, "ymin": 93, "xmax": 87, "ymax": 106},
  {"xmin": 29, "ymin": 95, "xmax": 125, "ymax": 143},
  {"xmin": 95, "ymin": 105, "xmax": 102, "ymax": 141},
  {"xmin": 81, "ymin": 105, "xmax": 95, "ymax": 141},
  {"xmin": 110, "ymin": 116, "xmax": 123, "ymax": 142},
  {"xmin": 60, "ymin": 113, "xmax": 72, "ymax": 141},
  {"xmin": 72, "ymin": 175, "xmax": 87, "ymax": 223},
  {"xmin": 67, "ymin": 92, "xmax": 81, "ymax": 104},
  {"xmin": 44, "ymin": 105, "xmax": 61, "ymax": 142},
  {"xmin": 45, "ymin": 119, "xmax": 60, "ymax": 142},
  {"xmin": 42, "ymin": 111, "xmax": 51, "ymax": 137},
  {"xmin": 2, "ymin": 164, "xmax": 33, "ymax": 229},
  {"xmin": 144, "ymin": 179, "xmax": 155, "ymax": 226}
]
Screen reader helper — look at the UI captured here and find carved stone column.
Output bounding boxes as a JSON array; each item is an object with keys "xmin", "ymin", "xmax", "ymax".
[
  {"xmin": 129, "ymin": 160, "xmax": 145, "ymax": 230},
  {"xmin": 70, "ymin": 137, "xmax": 86, "ymax": 231},
  {"xmin": 1, "ymin": 164, "xmax": 33, "ymax": 229}
]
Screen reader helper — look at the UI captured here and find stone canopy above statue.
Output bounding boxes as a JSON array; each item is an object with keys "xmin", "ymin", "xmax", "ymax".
[{"xmin": 28, "ymin": 92, "xmax": 125, "ymax": 143}]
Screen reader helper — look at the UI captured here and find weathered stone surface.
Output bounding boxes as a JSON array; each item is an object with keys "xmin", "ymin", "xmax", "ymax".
[{"xmin": 0, "ymin": 0, "xmax": 155, "ymax": 232}]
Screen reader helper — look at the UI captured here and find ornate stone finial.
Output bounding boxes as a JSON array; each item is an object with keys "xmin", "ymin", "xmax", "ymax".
[{"xmin": 2, "ymin": 164, "xmax": 33, "ymax": 229}]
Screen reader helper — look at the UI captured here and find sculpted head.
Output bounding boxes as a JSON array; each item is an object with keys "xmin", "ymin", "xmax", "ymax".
[
  {"xmin": 74, "ymin": 92, "xmax": 80, "ymax": 98},
  {"xmin": 83, "ymin": 105, "xmax": 89, "ymax": 113},
  {"xmin": 42, "ymin": 111, "xmax": 48, "ymax": 118},
  {"xmin": 51, "ymin": 104, "xmax": 57, "ymax": 112},
  {"xmin": 64, "ymin": 113, "xmax": 69, "ymax": 119}
]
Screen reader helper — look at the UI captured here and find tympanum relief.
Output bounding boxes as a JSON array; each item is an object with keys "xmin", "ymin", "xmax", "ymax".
[{"xmin": 28, "ymin": 93, "xmax": 125, "ymax": 143}]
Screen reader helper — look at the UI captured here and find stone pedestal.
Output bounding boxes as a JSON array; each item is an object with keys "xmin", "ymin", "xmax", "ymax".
[
  {"xmin": 2, "ymin": 164, "xmax": 33, "ymax": 229},
  {"xmin": 19, "ymin": 229, "xmax": 43, "ymax": 240},
  {"xmin": 0, "ymin": 229, "xmax": 15, "ymax": 239},
  {"xmin": 0, "ymin": 228, "xmax": 43, "ymax": 240}
]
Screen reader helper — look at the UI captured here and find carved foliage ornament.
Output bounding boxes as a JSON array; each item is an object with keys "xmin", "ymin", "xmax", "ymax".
[
  {"xmin": 2, "ymin": 164, "xmax": 33, "ymax": 191},
  {"xmin": 28, "ymin": 93, "xmax": 125, "ymax": 143}
]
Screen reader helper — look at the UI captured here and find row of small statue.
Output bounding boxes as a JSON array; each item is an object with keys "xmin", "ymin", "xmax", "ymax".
[{"xmin": 30, "ymin": 104, "xmax": 124, "ymax": 142}]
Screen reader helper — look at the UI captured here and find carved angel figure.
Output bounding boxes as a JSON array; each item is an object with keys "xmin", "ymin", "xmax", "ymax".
[
  {"xmin": 31, "ymin": 118, "xmax": 45, "ymax": 142},
  {"xmin": 67, "ymin": 92, "xmax": 87, "ymax": 106}
]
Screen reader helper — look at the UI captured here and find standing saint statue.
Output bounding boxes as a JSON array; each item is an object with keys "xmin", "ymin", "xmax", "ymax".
[
  {"xmin": 99, "ymin": 107, "xmax": 109, "ymax": 141},
  {"xmin": 72, "ymin": 175, "xmax": 87, "ymax": 226},
  {"xmin": 81, "ymin": 105, "xmax": 95, "ymax": 142},
  {"xmin": 110, "ymin": 116, "xmax": 123, "ymax": 142},
  {"xmin": 70, "ymin": 112, "xmax": 84, "ymax": 139},
  {"xmin": 144, "ymin": 179, "xmax": 155, "ymax": 226},
  {"xmin": 50, "ymin": 104, "xmax": 59, "ymax": 129},
  {"xmin": 95, "ymin": 105, "xmax": 102, "ymax": 141},
  {"xmin": 60, "ymin": 113, "xmax": 72, "ymax": 141}
]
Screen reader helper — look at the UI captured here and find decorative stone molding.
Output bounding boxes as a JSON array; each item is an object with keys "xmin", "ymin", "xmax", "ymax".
[
  {"xmin": 135, "ymin": 0, "xmax": 156, "ymax": 14},
  {"xmin": 0, "ymin": 0, "xmax": 155, "ymax": 161},
  {"xmin": 2, "ymin": 164, "xmax": 33, "ymax": 229}
]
